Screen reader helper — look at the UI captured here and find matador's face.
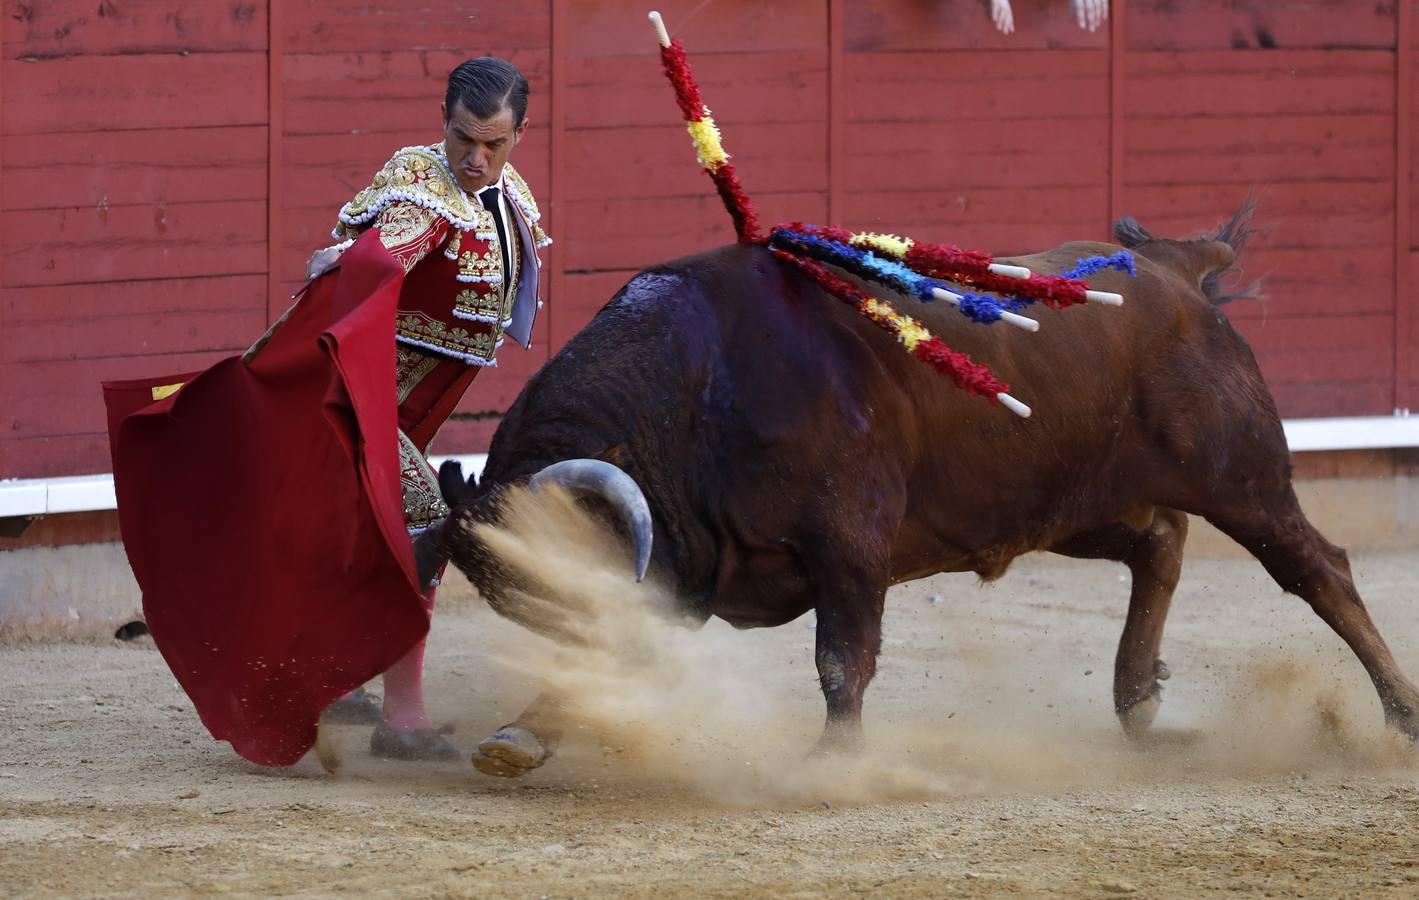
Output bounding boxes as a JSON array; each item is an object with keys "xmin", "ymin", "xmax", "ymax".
[{"xmin": 441, "ymin": 100, "xmax": 528, "ymax": 194}]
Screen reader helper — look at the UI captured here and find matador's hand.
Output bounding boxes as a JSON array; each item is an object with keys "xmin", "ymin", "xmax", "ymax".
[{"xmin": 305, "ymin": 245, "xmax": 344, "ymax": 280}]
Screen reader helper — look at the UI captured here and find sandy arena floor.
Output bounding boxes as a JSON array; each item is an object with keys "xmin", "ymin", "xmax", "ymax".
[{"xmin": 5, "ymin": 544, "xmax": 1419, "ymax": 898}]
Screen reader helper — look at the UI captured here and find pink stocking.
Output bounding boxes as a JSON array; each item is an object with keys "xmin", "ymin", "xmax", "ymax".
[{"xmin": 380, "ymin": 583, "xmax": 438, "ymax": 730}]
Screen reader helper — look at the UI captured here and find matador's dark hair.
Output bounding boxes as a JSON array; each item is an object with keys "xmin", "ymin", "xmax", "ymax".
[{"xmin": 445, "ymin": 56, "xmax": 529, "ymax": 126}]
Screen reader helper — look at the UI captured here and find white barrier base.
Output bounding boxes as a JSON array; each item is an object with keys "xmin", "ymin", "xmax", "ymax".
[
  {"xmin": 0, "ymin": 454, "xmax": 488, "ymax": 519},
  {"xmin": 3, "ymin": 413, "xmax": 1419, "ymax": 519}
]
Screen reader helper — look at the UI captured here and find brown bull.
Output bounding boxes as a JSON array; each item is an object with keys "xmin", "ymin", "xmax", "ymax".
[{"xmin": 418, "ymin": 208, "xmax": 1419, "ymax": 776}]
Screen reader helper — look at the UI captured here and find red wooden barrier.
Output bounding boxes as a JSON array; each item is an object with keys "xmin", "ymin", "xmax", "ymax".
[{"xmin": 0, "ymin": 0, "xmax": 1413, "ymax": 478}]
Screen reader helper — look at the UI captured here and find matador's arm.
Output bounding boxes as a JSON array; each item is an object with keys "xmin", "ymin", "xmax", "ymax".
[{"xmin": 248, "ymin": 205, "xmax": 451, "ymax": 364}]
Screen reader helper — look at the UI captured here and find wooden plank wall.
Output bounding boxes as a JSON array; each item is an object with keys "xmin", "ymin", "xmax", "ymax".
[
  {"xmin": 1, "ymin": 1, "xmax": 270, "ymax": 478},
  {"xmin": 0, "ymin": 0, "xmax": 1412, "ymax": 479},
  {"xmin": 1124, "ymin": 1, "xmax": 1402, "ymax": 418},
  {"xmin": 842, "ymin": 2, "xmax": 1109, "ymax": 254}
]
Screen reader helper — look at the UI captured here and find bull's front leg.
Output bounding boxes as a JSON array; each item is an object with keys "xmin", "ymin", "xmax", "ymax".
[{"xmin": 811, "ymin": 585, "xmax": 887, "ymax": 755}]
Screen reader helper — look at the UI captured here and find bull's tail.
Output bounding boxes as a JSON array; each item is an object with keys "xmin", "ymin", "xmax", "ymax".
[{"xmin": 651, "ymin": 12, "xmax": 760, "ymax": 242}]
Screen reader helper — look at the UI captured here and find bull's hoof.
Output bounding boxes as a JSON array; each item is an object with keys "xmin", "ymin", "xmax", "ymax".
[
  {"xmin": 1383, "ymin": 704, "xmax": 1419, "ymax": 743},
  {"xmin": 807, "ymin": 725, "xmax": 866, "ymax": 760},
  {"xmin": 471, "ymin": 726, "xmax": 551, "ymax": 778},
  {"xmin": 369, "ymin": 721, "xmax": 461, "ymax": 761},
  {"xmin": 1117, "ymin": 692, "xmax": 1161, "ymax": 740},
  {"xmin": 1116, "ymin": 660, "xmax": 1170, "ymax": 741}
]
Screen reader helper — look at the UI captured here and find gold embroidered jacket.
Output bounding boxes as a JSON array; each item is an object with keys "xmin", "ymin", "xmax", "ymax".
[{"xmin": 331, "ymin": 143, "xmax": 550, "ymax": 366}]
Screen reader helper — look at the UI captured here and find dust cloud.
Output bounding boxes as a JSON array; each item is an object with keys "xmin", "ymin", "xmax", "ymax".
[{"xmin": 466, "ymin": 486, "xmax": 1416, "ymax": 808}]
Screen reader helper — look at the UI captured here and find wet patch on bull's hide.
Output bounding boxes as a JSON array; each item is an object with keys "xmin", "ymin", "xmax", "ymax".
[
  {"xmin": 606, "ymin": 272, "xmax": 686, "ymax": 310},
  {"xmin": 457, "ymin": 489, "xmax": 1416, "ymax": 808}
]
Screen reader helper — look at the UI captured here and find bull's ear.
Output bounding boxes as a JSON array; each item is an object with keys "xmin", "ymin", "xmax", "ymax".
[{"xmin": 438, "ymin": 460, "xmax": 472, "ymax": 508}]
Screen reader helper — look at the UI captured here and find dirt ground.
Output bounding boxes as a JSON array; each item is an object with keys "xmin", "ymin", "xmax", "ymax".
[{"xmin": 5, "ymin": 542, "xmax": 1419, "ymax": 898}]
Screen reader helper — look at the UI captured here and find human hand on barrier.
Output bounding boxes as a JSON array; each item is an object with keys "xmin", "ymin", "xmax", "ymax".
[
  {"xmin": 990, "ymin": 0, "xmax": 1015, "ymax": 34},
  {"xmin": 1071, "ymin": 0, "xmax": 1107, "ymax": 32}
]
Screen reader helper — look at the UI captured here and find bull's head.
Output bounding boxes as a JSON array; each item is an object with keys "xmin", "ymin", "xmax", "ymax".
[{"xmin": 411, "ymin": 458, "xmax": 654, "ymax": 596}]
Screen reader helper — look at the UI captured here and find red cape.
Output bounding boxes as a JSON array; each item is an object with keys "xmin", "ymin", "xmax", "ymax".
[{"xmin": 102, "ymin": 232, "xmax": 430, "ymax": 766}]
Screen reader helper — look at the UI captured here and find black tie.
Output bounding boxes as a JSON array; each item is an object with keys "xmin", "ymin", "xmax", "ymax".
[{"xmin": 478, "ymin": 186, "xmax": 510, "ymax": 287}]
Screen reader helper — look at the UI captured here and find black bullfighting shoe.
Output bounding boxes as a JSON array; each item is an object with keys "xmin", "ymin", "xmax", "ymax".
[
  {"xmin": 321, "ymin": 687, "xmax": 383, "ymax": 725},
  {"xmin": 369, "ymin": 721, "xmax": 460, "ymax": 761}
]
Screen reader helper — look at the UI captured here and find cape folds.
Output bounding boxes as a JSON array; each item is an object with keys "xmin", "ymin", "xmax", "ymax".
[{"xmin": 103, "ymin": 232, "xmax": 432, "ymax": 766}]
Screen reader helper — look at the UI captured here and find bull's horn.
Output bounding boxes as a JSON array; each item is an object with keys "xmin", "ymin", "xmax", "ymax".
[{"xmin": 528, "ymin": 459, "xmax": 654, "ymax": 582}]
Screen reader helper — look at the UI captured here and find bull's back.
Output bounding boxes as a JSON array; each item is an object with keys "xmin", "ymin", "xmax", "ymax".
[
  {"xmin": 504, "ymin": 243, "xmax": 895, "ymax": 457},
  {"xmin": 498, "ymin": 238, "xmax": 1232, "ymax": 505}
]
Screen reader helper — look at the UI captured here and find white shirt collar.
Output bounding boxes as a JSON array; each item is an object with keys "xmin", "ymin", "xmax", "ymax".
[{"xmin": 475, "ymin": 172, "xmax": 506, "ymax": 198}]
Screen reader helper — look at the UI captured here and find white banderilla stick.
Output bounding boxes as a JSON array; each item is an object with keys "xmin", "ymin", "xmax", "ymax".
[
  {"xmin": 649, "ymin": 10, "xmax": 672, "ymax": 47},
  {"xmin": 988, "ymin": 262, "xmax": 1124, "ymax": 305},
  {"xmin": 930, "ymin": 287, "xmax": 1039, "ymax": 333},
  {"xmin": 997, "ymin": 393, "xmax": 1032, "ymax": 418}
]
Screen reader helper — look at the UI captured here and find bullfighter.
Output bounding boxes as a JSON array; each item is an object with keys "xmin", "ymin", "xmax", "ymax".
[{"xmin": 306, "ymin": 55, "xmax": 550, "ymax": 760}]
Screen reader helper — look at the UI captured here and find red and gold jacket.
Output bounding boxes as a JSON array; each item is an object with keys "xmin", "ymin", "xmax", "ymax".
[{"xmin": 330, "ymin": 142, "xmax": 550, "ymax": 367}]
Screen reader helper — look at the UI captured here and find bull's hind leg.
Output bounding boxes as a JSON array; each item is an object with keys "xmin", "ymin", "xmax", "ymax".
[
  {"xmin": 1051, "ymin": 508, "xmax": 1188, "ymax": 737},
  {"xmin": 1208, "ymin": 489, "xmax": 1419, "ymax": 739}
]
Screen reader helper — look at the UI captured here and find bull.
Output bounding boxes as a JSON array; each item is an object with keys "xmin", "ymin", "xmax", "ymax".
[{"xmin": 415, "ymin": 206, "xmax": 1419, "ymax": 777}]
